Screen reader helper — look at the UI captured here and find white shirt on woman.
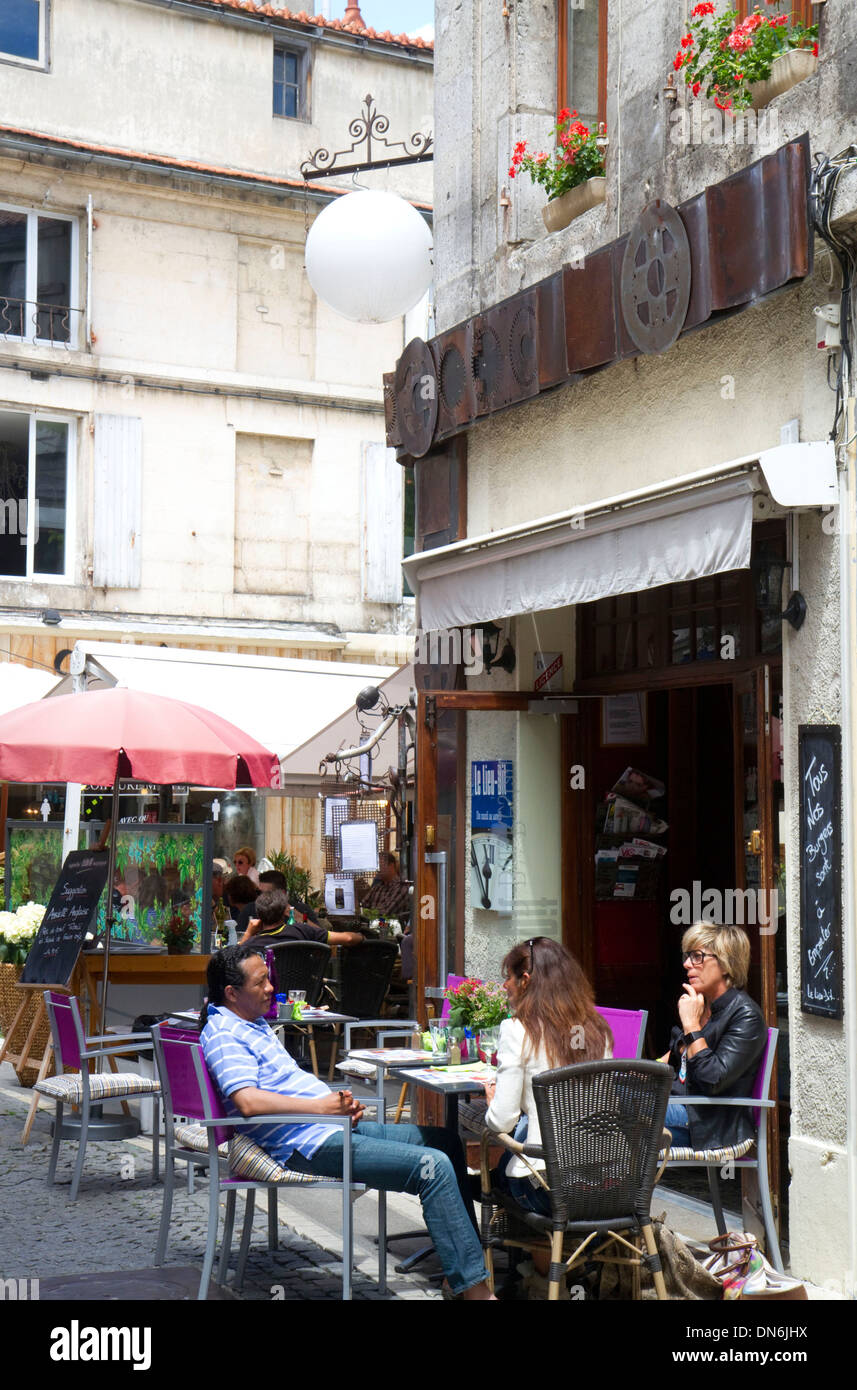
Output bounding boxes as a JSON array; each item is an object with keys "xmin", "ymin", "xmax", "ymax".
[{"xmin": 484, "ymin": 1016, "xmax": 612, "ymax": 1178}]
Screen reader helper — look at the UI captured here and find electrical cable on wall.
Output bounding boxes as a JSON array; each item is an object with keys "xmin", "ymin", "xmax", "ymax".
[{"xmin": 810, "ymin": 147, "xmax": 857, "ymax": 445}]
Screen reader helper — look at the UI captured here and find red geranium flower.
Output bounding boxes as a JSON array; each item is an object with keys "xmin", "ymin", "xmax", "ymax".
[
  {"xmin": 768, "ymin": 14, "xmax": 788, "ymax": 26},
  {"xmin": 681, "ymin": 33, "xmax": 694, "ymax": 47},
  {"xmin": 558, "ymin": 107, "xmax": 571, "ymax": 122},
  {"xmin": 508, "ymin": 166, "xmax": 516, "ymax": 178},
  {"xmin": 813, "ymin": 42, "xmax": 819, "ymax": 57},
  {"xmin": 691, "ymin": 1, "xmax": 715, "ymax": 15},
  {"xmin": 692, "ymin": 81, "xmax": 701, "ymax": 97}
]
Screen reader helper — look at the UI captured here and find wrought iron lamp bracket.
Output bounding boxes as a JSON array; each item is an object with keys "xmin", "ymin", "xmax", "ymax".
[{"xmin": 300, "ymin": 93, "xmax": 433, "ymax": 181}]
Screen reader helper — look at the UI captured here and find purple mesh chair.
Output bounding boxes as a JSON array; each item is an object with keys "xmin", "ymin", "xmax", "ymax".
[
  {"xmin": 661, "ymin": 1027, "xmax": 782, "ymax": 1271},
  {"xmin": 596, "ymin": 1006, "xmax": 648, "ymax": 1060},
  {"xmin": 151, "ymin": 1024, "xmax": 386, "ymax": 1300},
  {"xmin": 37, "ymin": 991, "xmax": 160, "ymax": 1202}
]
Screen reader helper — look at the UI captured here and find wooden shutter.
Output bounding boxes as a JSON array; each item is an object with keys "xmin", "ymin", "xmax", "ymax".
[
  {"xmin": 361, "ymin": 441, "xmax": 403, "ymax": 603},
  {"xmin": 92, "ymin": 414, "xmax": 142, "ymax": 588}
]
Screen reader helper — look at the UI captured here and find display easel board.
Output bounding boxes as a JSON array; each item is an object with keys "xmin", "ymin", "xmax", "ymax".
[{"xmin": 18, "ymin": 849, "xmax": 110, "ymax": 991}]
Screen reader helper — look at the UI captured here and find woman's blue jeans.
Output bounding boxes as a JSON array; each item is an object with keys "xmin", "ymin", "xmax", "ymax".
[
  {"xmin": 665, "ymin": 1101, "xmax": 692, "ymax": 1148},
  {"xmin": 287, "ymin": 1121, "xmax": 489, "ymax": 1295}
]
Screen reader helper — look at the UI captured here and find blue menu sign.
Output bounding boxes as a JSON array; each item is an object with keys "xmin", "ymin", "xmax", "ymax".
[{"xmin": 470, "ymin": 760, "xmax": 514, "ymax": 913}]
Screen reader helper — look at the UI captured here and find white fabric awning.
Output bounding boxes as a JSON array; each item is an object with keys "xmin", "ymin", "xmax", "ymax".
[
  {"xmin": 48, "ymin": 643, "xmax": 396, "ymax": 762},
  {"xmin": 280, "ymin": 663, "xmax": 414, "ymax": 786},
  {"xmin": 0, "ymin": 662, "xmax": 57, "ymax": 716},
  {"xmin": 403, "ymin": 469, "xmax": 760, "ymax": 633}
]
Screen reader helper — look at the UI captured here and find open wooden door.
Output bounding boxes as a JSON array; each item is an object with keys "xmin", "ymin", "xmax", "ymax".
[{"xmin": 734, "ymin": 665, "xmax": 781, "ymax": 1242}]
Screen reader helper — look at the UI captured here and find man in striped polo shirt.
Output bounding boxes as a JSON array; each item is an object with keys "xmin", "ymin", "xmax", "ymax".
[{"xmin": 200, "ymin": 944, "xmax": 494, "ymax": 1300}]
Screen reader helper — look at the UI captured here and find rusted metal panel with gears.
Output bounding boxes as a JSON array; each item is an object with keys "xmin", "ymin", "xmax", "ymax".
[
  {"xmin": 389, "ymin": 138, "xmax": 812, "ymax": 449},
  {"xmin": 620, "ymin": 201, "xmax": 692, "ymax": 355},
  {"xmin": 472, "ymin": 308, "xmax": 508, "ymax": 415},
  {"xmin": 677, "ymin": 191, "xmax": 713, "ymax": 333},
  {"xmin": 383, "ymin": 371, "xmax": 401, "ymax": 449},
  {"xmin": 563, "ymin": 247, "xmax": 618, "ymax": 372},
  {"xmin": 474, "ymin": 287, "xmax": 540, "ymax": 415},
  {"xmin": 394, "ymin": 338, "xmax": 438, "ymax": 460},
  {"xmin": 434, "ymin": 323, "xmax": 477, "ymax": 441},
  {"xmin": 536, "ymin": 272, "xmax": 569, "ymax": 389}
]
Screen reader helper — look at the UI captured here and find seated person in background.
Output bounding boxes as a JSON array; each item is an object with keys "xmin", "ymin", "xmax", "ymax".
[
  {"xmin": 200, "ymin": 945, "xmax": 495, "ymax": 1299},
  {"xmin": 225, "ymin": 874, "xmax": 259, "ymax": 917},
  {"xmin": 233, "ymin": 846, "xmax": 260, "ymax": 886},
  {"xmin": 483, "ymin": 937, "xmax": 613, "ymax": 1222},
  {"xmin": 240, "ymin": 888, "xmax": 362, "ymax": 949},
  {"xmin": 235, "ymin": 869, "xmax": 322, "ymax": 937},
  {"xmin": 356, "ymin": 851, "xmax": 411, "ymax": 923},
  {"xmin": 661, "ymin": 923, "xmax": 767, "ymax": 1152}
]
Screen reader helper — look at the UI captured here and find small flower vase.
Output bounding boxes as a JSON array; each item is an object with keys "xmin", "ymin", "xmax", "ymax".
[{"xmin": 542, "ymin": 176, "xmax": 607, "ymax": 234}]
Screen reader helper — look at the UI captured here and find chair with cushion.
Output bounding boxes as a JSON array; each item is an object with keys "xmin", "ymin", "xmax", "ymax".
[
  {"xmin": 326, "ymin": 940, "xmax": 399, "ymax": 1077},
  {"xmin": 151, "ymin": 1023, "xmax": 386, "ymax": 1300},
  {"xmin": 480, "ymin": 1059, "xmax": 674, "ymax": 1300},
  {"xmin": 36, "ymin": 991, "xmax": 161, "ymax": 1202},
  {"xmin": 660, "ymin": 1026, "xmax": 782, "ymax": 1271},
  {"xmin": 268, "ymin": 940, "xmax": 331, "ymax": 1007}
]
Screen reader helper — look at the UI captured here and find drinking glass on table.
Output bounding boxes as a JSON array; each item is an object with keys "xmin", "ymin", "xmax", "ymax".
[
  {"xmin": 478, "ymin": 1026, "xmax": 500, "ymax": 1066},
  {"xmin": 429, "ymin": 1018, "xmax": 449, "ymax": 1057},
  {"xmin": 288, "ymin": 989, "xmax": 307, "ymax": 1020}
]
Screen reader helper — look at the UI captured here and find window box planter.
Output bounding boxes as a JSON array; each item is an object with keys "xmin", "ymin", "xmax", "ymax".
[
  {"xmin": 542, "ymin": 176, "xmax": 607, "ymax": 234},
  {"xmin": 750, "ymin": 48, "xmax": 818, "ymax": 109}
]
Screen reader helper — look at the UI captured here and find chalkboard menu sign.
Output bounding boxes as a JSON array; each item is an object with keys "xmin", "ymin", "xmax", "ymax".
[
  {"xmin": 19, "ymin": 850, "xmax": 110, "ymax": 990},
  {"xmin": 799, "ymin": 725, "xmax": 842, "ymax": 1020}
]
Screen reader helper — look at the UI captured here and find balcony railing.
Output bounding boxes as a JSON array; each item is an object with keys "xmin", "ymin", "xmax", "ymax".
[{"xmin": 0, "ymin": 298, "xmax": 83, "ymax": 348}]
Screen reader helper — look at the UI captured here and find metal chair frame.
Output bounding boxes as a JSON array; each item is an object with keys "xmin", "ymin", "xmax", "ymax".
[
  {"xmin": 150, "ymin": 1024, "xmax": 387, "ymax": 1300},
  {"xmin": 41, "ymin": 991, "xmax": 160, "ymax": 1203},
  {"xmin": 662, "ymin": 1027, "xmax": 782, "ymax": 1272}
]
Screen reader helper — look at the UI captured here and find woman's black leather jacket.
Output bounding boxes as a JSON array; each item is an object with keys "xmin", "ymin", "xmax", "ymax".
[{"xmin": 668, "ymin": 988, "xmax": 768, "ymax": 1151}]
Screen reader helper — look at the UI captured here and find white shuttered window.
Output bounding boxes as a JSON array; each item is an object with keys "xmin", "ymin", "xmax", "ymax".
[
  {"xmin": 360, "ymin": 441, "xmax": 403, "ymax": 604},
  {"xmin": 93, "ymin": 414, "xmax": 142, "ymax": 588}
]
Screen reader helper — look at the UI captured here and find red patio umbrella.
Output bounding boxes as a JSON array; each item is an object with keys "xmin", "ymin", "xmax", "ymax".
[{"xmin": 0, "ymin": 686, "xmax": 279, "ymax": 1018}]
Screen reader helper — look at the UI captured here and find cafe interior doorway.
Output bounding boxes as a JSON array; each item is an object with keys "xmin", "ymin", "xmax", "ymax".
[{"xmin": 564, "ymin": 667, "xmax": 787, "ymax": 1242}]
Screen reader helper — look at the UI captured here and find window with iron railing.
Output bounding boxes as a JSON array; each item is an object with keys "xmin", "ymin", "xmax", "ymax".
[
  {"xmin": 0, "ymin": 0, "xmax": 47, "ymax": 69},
  {"xmin": 0, "ymin": 204, "xmax": 81, "ymax": 347},
  {"xmin": 557, "ymin": 0, "xmax": 607, "ymax": 128}
]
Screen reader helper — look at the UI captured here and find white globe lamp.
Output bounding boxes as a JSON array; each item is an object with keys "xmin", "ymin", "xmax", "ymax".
[{"xmin": 305, "ymin": 190, "xmax": 433, "ymax": 325}]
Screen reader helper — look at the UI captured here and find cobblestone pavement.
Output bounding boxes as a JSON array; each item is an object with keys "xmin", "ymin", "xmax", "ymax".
[{"xmin": 0, "ymin": 1063, "xmax": 442, "ymax": 1301}]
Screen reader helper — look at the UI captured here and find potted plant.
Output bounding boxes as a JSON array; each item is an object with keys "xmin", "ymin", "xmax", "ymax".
[
  {"xmin": 674, "ymin": 3, "xmax": 818, "ymax": 115},
  {"xmin": 161, "ymin": 909, "xmax": 196, "ymax": 955},
  {"xmin": 509, "ymin": 110, "xmax": 608, "ymax": 235},
  {"xmin": 0, "ymin": 902, "xmax": 49, "ymax": 1086},
  {"xmin": 0, "ymin": 900, "xmax": 45, "ymax": 968},
  {"xmin": 444, "ymin": 977, "xmax": 510, "ymax": 1062}
]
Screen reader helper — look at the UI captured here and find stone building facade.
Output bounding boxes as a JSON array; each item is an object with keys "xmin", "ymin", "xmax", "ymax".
[{"xmin": 397, "ymin": 0, "xmax": 857, "ymax": 1290}]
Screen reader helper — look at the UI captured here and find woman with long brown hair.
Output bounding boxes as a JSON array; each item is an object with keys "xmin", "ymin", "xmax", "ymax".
[{"xmin": 484, "ymin": 936, "xmax": 613, "ymax": 1220}]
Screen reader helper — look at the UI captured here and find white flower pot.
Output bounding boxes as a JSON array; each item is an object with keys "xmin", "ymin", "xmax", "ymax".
[
  {"xmin": 542, "ymin": 177, "xmax": 607, "ymax": 234},
  {"xmin": 750, "ymin": 49, "xmax": 817, "ymax": 110}
]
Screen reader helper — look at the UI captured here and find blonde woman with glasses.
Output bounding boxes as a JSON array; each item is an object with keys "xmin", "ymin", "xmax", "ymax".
[{"xmin": 661, "ymin": 924, "xmax": 767, "ymax": 1151}]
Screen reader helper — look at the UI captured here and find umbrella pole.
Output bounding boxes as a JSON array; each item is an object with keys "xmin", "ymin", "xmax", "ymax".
[{"xmin": 99, "ymin": 765, "xmax": 121, "ymax": 1036}]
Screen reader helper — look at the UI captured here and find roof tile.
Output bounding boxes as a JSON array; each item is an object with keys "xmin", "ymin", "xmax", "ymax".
[{"xmin": 190, "ymin": 0, "xmax": 432, "ymax": 50}]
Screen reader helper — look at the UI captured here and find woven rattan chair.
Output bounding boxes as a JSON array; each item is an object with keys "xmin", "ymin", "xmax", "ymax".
[
  {"xmin": 268, "ymin": 940, "xmax": 331, "ymax": 1007},
  {"xmin": 480, "ymin": 1059, "xmax": 674, "ymax": 1300}
]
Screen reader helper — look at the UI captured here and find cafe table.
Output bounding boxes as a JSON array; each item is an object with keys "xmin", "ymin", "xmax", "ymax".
[
  {"xmin": 335, "ymin": 1042, "xmax": 437, "ymax": 1122},
  {"xmin": 274, "ymin": 1007, "xmax": 358, "ymax": 1079},
  {"xmin": 384, "ymin": 1060, "xmax": 495, "ymax": 1273},
  {"xmin": 388, "ymin": 1061, "xmax": 495, "ymax": 1131}
]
